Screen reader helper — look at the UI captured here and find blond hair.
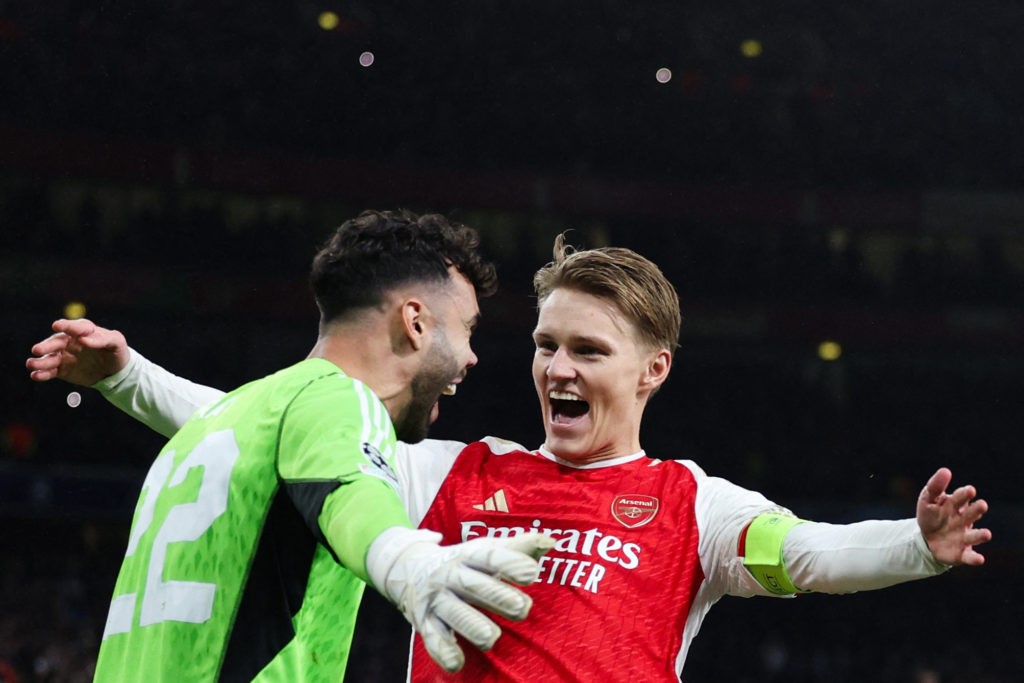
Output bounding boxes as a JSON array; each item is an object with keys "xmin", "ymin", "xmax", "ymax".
[{"xmin": 533, "ymin": 233, "xmax": 681, "ymax": 352}]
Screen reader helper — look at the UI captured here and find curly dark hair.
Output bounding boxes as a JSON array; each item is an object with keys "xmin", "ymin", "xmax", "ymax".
[{"xmin": 310, "ymin": 209, "xmax": 498, "ymax": 323}]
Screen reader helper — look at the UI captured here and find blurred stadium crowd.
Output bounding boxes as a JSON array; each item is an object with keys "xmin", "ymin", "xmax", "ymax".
[
  {"xmin": 3, "ymin": 1, "xmax": 1024, "ymax": 187},
  {"xmin": 3, "ymin": 0, "xmax": 1023, "ymax": 680}
]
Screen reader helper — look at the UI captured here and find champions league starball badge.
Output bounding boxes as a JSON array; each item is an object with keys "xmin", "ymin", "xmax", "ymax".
[
  {"xmin": 611, "ymin": 494, "xmax": 660, "ymax": 529},
  {"xmin": 359, "ymin": 442, "xmax": 400, "ymax": 489}
]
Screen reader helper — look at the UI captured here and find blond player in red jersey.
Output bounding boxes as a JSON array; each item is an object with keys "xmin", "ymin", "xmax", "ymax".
[{"xmin": 28, "ymin": 235, "xmax": 990, "ymax": 682}]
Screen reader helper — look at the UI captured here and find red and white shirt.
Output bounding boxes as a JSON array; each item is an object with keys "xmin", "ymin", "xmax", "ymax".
[{"xmin": 396, "ymin": 437, "xmax": 783, "ymax": 682}]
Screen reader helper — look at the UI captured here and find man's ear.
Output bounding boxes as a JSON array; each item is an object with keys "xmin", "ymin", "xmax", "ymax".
[
  {"xmin": 640, "ymin": 349, "xmax": 672, "ymax": 392},
  {"xmin": 400, "ymin": 299, "xmax": 429, "ymax": 351}
]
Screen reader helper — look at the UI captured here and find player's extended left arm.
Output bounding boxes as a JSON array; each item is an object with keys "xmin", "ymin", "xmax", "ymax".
[{"xmin": 742, "ymin": 468, "xmax": 991, "ymax": 595}]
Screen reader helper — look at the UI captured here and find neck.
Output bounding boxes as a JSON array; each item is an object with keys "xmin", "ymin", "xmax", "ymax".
[
  {"xmin": 307, "ymin": 322, "xmax": 412, "ymax": 420},
  {"xmin": 538, "ymin": 445, "xmax": 647, "ymax": 469}
]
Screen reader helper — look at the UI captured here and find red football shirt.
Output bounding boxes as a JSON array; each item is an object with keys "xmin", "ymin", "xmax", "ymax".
[{"xmin": 410, "ymin": 440, "xmax": 712, "ymax": 682}]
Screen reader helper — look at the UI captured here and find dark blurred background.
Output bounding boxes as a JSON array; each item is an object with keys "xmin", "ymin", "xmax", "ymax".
[{"xmin": 1, "ymin": 1, "xmax": 1021, "ymax": 681}]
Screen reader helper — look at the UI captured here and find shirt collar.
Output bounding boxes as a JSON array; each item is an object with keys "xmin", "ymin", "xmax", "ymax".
[{"xmin": 536, "ymin": 445, "xmax": 647, "ymax": 469}]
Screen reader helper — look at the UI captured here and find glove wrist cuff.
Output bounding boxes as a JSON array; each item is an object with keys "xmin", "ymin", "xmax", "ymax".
[{"xmin": 366, "ymin": 526, "xmax": 442, "ymax": 596}]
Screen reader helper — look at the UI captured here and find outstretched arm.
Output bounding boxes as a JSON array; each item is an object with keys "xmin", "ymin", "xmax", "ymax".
[
  {"xmin": 729, "ymin": 468, "xmax": 991, "ymax": 597},
  {"xmin": 26, "ymin": 318, "xmax": 225, "ymax": 438},
  {"xmin": 779, "ymin": 468, "xmax": 990, "ymax": 594}
]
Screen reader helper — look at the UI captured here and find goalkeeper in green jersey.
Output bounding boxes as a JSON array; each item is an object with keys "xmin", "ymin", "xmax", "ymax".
[{"xmin": 43, "ymin": 210, "xmax": 552, "ymax": 682}]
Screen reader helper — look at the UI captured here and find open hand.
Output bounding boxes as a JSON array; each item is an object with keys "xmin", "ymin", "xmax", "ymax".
[
  {"xmin": 917, "ymin": 467, "xmax": 991, "ymax": 566},
  {"xmin": 25, "ymin": 318, "xmax": 129, "ymax": 386}
]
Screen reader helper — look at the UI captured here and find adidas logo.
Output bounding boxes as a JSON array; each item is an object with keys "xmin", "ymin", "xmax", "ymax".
[{"xmin": 472, "ymin": 489, "xmax": 509, "ymax": 513}]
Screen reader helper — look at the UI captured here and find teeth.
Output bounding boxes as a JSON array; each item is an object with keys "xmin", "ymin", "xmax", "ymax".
[
  {"xmin": 442, "ymin": 384, "xmax": 457, "ymax": 396},
  {"xmin": 549, "ymin": 391, "xmax": 582, "ymax": 401}
]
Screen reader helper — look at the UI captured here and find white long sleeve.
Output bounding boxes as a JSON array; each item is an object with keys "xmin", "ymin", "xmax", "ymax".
[
  {"xmin": 395, "ymin": 439, "xmax": 470, "ymax": 527},
  {"xmin": 783, "ymin": 517, "xmax": 949, "ymax": 594},
  {"xmin": 93, "ymin": 348, "xmax": 226, "ymax": 438}
]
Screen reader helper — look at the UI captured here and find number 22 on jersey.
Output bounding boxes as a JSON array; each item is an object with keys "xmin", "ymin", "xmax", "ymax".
[{"xmin": 103, "ymin": 429, "xmax": 240, "ymax": 638}]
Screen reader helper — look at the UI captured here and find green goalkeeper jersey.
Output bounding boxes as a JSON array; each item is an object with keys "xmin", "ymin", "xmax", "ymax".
[{"xmin": 94, "ymin": 358, "xmax": 413, "ymax": 682}]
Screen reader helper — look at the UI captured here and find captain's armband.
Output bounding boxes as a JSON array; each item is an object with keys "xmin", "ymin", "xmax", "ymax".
[{"xmin": 742, "ymin": 512, "xmax": 808, "ymax": 595}]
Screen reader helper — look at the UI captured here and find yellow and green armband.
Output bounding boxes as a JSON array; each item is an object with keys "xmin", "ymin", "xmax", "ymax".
[{"xmin": 743, "ymin": 512, "xmax": 808, "ymax": 595}]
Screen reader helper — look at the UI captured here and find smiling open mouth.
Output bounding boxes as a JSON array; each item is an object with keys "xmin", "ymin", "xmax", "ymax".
[{"xmin": 549, "ymin": 391, "xmax": 590, "ymax": 423}]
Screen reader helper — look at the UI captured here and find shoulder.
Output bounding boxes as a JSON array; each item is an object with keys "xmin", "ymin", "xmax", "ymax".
[
  {"xmin": 400, "ymin": 436, "xmax": 536, "ymax": 478},
  {"xmin": 642, "ymin": 457, "xmax": 706, "ymax": 483},
  {"xmin": 277, "ymin": 360, "xmax": 392, "ymax": 442},
  {"xmin": 279, "ymin": 359, "xmax": 377, "ymax": 408},
  {"xmin": 396, "ymin": 436, "xmax": 532, "ymax": 483},
  {"xmin": 667, "ymin": 463, "xmax": 785, "ymax": 530},
  {"xmin": 649, "ymin": 458, "xmax": 741, "ymax": 489},
  {"xmin": 404, "ymin": 436, "xmax": 532, "ymax": 460},
  {"xmin": 477, "ymin": 436, "xmax": 534, "ymax": 455},
  {"xmin": 644, "ymin": 459, "xmax": 777, "ymax": 514},
  {"xmin": 447, "ymin": 437, "xmax": 539, "ymax": 467},
  {"xmin": 279, "ymin": 358, "xmax": 357, "ymax": 389}
]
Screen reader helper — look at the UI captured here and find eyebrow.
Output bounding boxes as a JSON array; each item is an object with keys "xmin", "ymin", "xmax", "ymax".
[{"xmin": 532, "ymin": 330, "xmax": 608, "ymax": 346}]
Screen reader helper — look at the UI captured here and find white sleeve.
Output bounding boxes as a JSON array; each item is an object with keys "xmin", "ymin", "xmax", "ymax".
[
  {"xmin": 394, "ymin": 439, "xmax": 467, "ymax": 526},
  {"xmin": 686, "ymin": 461, "xmax": 790, "ymax": 599},
  {"xmin": 783, "ymin": 518, "xmax": 949, "ymax": 594},
  {"xmin": 92, "ymin": 348, "xmax": 226, "ymax": 438}
]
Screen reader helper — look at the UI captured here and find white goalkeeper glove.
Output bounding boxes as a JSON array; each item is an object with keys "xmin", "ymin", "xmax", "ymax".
[{"xmin": 366, "ymin": 527, "xmax": 554, "ymax": 672}]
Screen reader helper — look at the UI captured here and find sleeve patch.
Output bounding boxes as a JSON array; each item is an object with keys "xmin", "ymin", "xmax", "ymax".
[{"xmin": 358, "ymin": 442, "xmax": 400, "ymax": 492}]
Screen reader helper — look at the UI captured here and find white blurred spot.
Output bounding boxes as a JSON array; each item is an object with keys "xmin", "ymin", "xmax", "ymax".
[
  {"xmin": 655, "ymin": 67, "xmax": 672, "ymax": 84},
  {"xmin": 67, "ymin": 391, "xmax": 82, "ymax": 408},
  {"xmin": 359, "ymin": 51, "xmax": 375, "ymax": 67}
]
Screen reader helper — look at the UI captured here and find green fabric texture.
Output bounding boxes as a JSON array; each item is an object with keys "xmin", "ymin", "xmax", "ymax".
[{"xmin": 94, "ymin": 358, "xmax": 410, "ymax": 682}]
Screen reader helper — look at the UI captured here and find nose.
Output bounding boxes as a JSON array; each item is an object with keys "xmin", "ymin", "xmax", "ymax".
[
  {"xmin": 465, "ymin": 345, "xmax": 479, "ymax": 370},
  {"xmin": 546, "ymin": 347, "xmax": 575, "ymax": 380}
]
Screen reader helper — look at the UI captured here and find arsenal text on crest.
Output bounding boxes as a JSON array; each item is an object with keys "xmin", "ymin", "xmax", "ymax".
[{"xmin": 610, "ymin": 494, "xmax": 660, "ymax": 529}]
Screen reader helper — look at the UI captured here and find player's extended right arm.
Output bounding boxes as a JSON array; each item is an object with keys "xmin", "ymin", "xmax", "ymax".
[
  {"xmin": 27, "ymin": 318, "xmax": 225, "ymax": 438},
  {"xmin": 97, "ymin": 349, "xmax": 224, "ymax": 438},
  {"xmin": 28, "ymin": 319, "xmax": 468, "ymax": 529}
]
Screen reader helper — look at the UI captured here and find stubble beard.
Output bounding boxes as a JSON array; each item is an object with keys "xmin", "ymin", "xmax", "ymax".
[{"xmin": 393, "ymin": 331, "xmax": 460, "ymax": 443}]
